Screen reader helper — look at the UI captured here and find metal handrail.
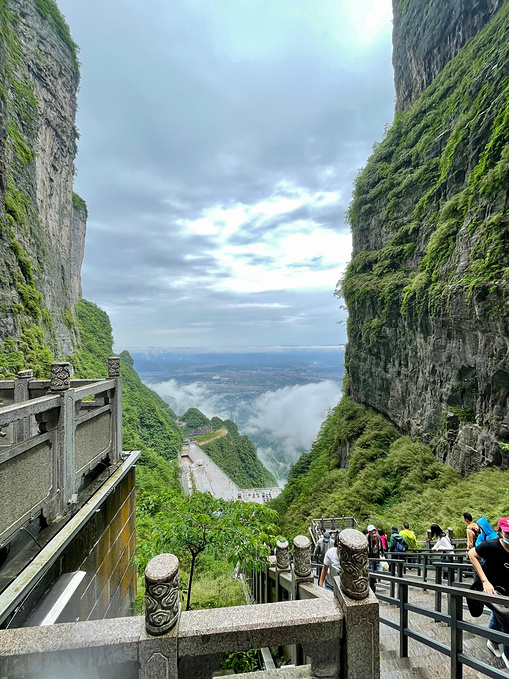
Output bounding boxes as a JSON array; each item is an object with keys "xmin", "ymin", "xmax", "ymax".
[{"xmin": 372, "ymin": 570, "xmax": 509, "ymax": 678}]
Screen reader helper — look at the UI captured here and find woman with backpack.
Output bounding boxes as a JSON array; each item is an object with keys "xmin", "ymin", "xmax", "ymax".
[{"xmin": 430, "ymin": 524, "xmax": 454, "ymax": 552}]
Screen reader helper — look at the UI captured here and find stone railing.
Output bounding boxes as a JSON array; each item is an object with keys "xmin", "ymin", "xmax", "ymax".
[
  {"xmin": 0, "ymin": 359, "xmax": 122, "ymax": 549},
  {"xmin": 0, "ymin": 529, "xmax": 379, "ymax": 679}
]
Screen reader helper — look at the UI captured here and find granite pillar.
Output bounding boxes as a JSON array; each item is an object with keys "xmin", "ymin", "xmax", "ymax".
[{"xmin": 335, "ymin": 529, "xmax": 379, "ymax": 679}]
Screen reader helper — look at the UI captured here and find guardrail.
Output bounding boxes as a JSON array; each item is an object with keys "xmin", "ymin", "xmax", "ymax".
[
  {"xmin": 309, "ymin": 517, "xmax": 358, "ymax": 545},
  {"xmin": 371, "ymin": 563, "xmax": 509, "ymax": 678},
  {"xmin": 0, "ymin": 531, "xmax": 381, "ymax": 679},
  {"xmin": 0, "ymin": 359, "xmax": 122, "ymax": 549}
]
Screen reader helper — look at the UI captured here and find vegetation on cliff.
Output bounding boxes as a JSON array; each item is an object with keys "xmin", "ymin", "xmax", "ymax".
[
  {"xmin": 199, "ymin": 417, "xmax": 277, "ymax": 488},
  {"xmin": 70, "ymin": 299, "xmax": 183, "ymax": 493},
  {"xmin": 272, "ymin": 387, "xmax": 509, "ymax": 540}
]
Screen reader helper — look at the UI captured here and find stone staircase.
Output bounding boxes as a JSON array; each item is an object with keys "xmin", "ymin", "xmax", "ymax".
[{"xmin": 378, "ymin": 583, "xmax": 507, "ymax": 678}]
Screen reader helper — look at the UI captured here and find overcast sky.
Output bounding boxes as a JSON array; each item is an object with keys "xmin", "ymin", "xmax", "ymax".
[{"xmin": 58, "ymin": 0, "xmax": 395, "ymax": 350}]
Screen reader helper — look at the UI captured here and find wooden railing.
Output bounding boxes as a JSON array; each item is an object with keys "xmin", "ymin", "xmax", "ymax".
[{"xmin": 0, "ymin": 359, "xmax": 122, "ymax": 549}]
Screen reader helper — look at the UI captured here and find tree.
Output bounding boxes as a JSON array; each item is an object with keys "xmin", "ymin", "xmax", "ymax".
[{"xmin": 147, "ymin": 492, "xmax": 279, "ymax": 610}]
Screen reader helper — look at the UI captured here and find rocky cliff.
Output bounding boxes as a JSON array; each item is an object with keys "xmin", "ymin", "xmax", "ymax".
[
  {"xmin": 392, "ymin": 0, "xmax": 504, "ymax": 111},
  {"xmin": 0, "ymin": 0, "xmax": 85, "ymax": 376},
  {"xmin": 341, "ymin": 1, "xmax": 509, "ymax": 473}
]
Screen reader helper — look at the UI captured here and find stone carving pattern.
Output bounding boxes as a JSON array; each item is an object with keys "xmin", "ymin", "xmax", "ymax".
[
  {"xmin": 108, "ymin": 357, "xmax": 121, "ymax": 378},
  {"xmin": 17, "ymin": 369, "xmax": 34, "ymax": 379},
  {"xmin": 293, "ymin": 536, "xmax": 311, "ymax": 578},
  {"xmin": 50, "ymin": 363, "xmax": 71, "ymax": 391},
  {"xmin": 145, "ymin": 570, "xmax": 181, "ymax": 636},
  {"xmin": 276, "ymin": 539, "xmax": 289, "ymax": 570},
  {"xmin": 338, "ymin": 530, "xmax": 369, "ymax": 600}
]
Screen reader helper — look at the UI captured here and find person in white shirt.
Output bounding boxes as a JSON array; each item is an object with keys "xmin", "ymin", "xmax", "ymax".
[
  {"xmin": 319, "ymin": 536, "xmax": 340, "ymax": 591},
  {"xmin": 430, "ymin": 523, "xmax": 454, "ymax": 552}
]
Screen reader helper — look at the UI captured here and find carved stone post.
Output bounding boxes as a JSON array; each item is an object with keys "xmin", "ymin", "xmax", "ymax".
[
  {"xmin": 447, "ymin": 527, "xmax": 454, "ymax": 542},
  {"xmin": 13, "ymin": 369, "xmax": 33, "ymax": 443},
  {"xmin": 293, "ymin": 535, "xmax": 312, "ymax": 580},
  {"xmin": 145, "ymin": 554, "xmax": 181, "ymax": 635},
  {"xmin": 276, "ymin": 539, "xmax": 290, "ymax": 571},
  {"xmin": 426, "ymin": 528, "xmax": 432, "ymax": 549},
  {"xmin": 108, "ymin": 356, "xmax": 120, "ymax": 377},
  {"xmin": 335, "ymin": 529, "xmax": 379, "ymax": 679},
  {"xmin": 50, "ymin": 362, "xmax": 71, "ymax": 392},
  {"xmin": 140, "ymin": 556, "xmax": 181, "ymax": 679},
  {"xmin": 108, "ymin": 357, "xmax": 122, "ymax": 463}
]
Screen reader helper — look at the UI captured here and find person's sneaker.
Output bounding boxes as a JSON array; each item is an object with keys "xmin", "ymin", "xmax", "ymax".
[{"xmin": 487, "ymin": 640, "xmax": 502, "ymax": 658}]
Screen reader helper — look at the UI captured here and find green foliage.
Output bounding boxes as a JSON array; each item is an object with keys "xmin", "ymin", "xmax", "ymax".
[
  {"xmin": 138, "ymin": 491, "xmax": 279, "ymax": 610},
  {"xmin": 201, "ymin": 418, "xmax": 277, "ymax": 488},
  {"xmin": 8, "ymin": 122, "xmax": 34, "ymax": 165},
  {"xmin": 221, "ymin": 650, "xmax": 261, "ymax": 674},
  {"xmin": 182, "ymin": 407, "xmax": 211, "ymax": 429},
  {"xmin": 34, "ymin": 0, "xmax": 80, "ymax": 75},
  {"xmin": 0, "ymin": 324, "xmax": 54, "ymax": 378},
  {"xmin": 61, "ymin": 306, "xmax": 74, "ymax": 330},
  {"xmin": 274, "ymin": 396, "xmax": 509, "ymax": 541},
  {"xmin": 340, "ymin": 4, "xmax": 509, "ymax": 333},
  {"xmin": 72, "ymin": 192, "xmax": 88, "ymax": 218},
  {"xmin": 69, "ymin": 300, "xmax": 183, "ymax": 461}
]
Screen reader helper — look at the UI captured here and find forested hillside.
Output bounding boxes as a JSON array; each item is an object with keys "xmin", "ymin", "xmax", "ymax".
[
  {"xmin": 272, "ymin": 384, "xmax": 509, "ymax": 540},
  {"xmin": 199, "ymin": 418, "xmax": 277, "ymax": 488},
  {"xmin": 70, "ymin": 299, "xmax": 183, "ymax": 496}
]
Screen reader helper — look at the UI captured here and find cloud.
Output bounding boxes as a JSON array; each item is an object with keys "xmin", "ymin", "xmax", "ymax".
[
  {"xmin": 245, "ymin": 380, "xmax": 341, "ymax": 460},
  {"xmin": 148, "ymin": 379, "xmax": 227, "ymax": 419},
  {"xmin": 59, "ymin": 0, "xmax": 395, "ymax": 349}
]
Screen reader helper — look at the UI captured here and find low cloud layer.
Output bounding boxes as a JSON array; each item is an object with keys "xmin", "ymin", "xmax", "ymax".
[
  {"xmin": 58, "ymin": 0, "xmax": 395, "ymax": 349},
  {"xmin": 245, "ymin": 380, "xmax": 341, "ymax": 458}
]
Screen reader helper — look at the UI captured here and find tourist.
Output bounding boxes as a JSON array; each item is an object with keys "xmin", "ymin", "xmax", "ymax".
[
  {"xmin": 468, "ymin": 517, "xmax": 509, "ymax": 667},
  {"xmin": 430, "ymin": 524, "xmax": 454, "ymax": 552},
  {"xmin": 378, "ymin": 529, "xmax": 388, "ymax": 552},
  {"xmin": 389, "ymin": 526, "xmax": 408, "ymax": 553},
  {"xmin": 400, "ymin": 522, "xmax": 418, "ymax": 550},
  {"xmin": 463, "ymin": 512, "xmax": 481, "ymax": 549},
  {"xmin": 319, "ymin": 538, "xmax": 340, "ymax": 591},
  {"xmin": 367, "ymin": 524, "xmax": 384, "ymax": 572},
  {"xmin": 314, "ymin": 531, "xmax": 331, "ymax": 565}
]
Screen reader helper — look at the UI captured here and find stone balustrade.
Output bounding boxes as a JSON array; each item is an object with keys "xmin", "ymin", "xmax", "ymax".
[
  {"xmin": 0, "ymin": 529, "xmax": 380, "ymax": 679},
  {"xmin": 0, "ymin": 360, "xmax": 122, "ymax": 549}
]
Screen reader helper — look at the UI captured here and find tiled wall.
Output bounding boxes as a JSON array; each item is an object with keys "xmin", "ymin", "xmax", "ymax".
[{"xmin": 76, "ymin": 468, "xmax": 137, "ymax": 620}]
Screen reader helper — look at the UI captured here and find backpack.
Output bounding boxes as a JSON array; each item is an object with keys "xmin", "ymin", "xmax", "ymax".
[
  {"xmin": 475, "ymin": 516, "xmax": 498, "ymax": 546},
  {"xmin": 395, "ymin": 539, "xmax": 406, "ymax": 552}
]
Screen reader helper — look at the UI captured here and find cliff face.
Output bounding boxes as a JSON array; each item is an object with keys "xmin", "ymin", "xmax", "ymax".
[
  {"xmin": 0, "ymin": 0, "xmax": 85, "ymax": 376},
  {"xmin": 392, "ymin": 0, "xmax": 504, "ymax": 111},
  {"xmin": 341, "ymin": 2, "xmax": 509, "ymax": 473}
]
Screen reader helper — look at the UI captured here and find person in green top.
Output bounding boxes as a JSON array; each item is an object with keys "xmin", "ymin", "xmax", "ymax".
[{"xmin": 400, "ymin": 522, "xmax": 418, "ymax": 550}]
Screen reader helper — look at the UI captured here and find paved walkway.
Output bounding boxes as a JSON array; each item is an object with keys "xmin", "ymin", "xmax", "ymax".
[{"xmin": 378, "ymin": 582, "xmax": 507, "ymax": 678}]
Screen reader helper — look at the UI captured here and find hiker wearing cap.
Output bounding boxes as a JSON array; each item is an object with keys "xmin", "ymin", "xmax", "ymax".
[
  {"xmin": 468, "ymin": 517, "xmax": 509, "ymax": 667},
  {"xmin": 314, "ymin": 532, "xmax": 331, "ymax": 566},
  {"xmin": 367, "ymin": 524, "xmax": 384, "ymax": 573}
]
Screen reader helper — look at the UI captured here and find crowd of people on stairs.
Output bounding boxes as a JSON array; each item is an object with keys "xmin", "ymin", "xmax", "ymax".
[{"xmin": 314, "ymin": 513, "xmax": 509, "ymax": 670}]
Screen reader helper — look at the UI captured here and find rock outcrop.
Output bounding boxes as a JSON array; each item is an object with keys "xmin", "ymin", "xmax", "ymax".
[
  {"xmin": 0, "ymin": 0, "xmax": 85, "ymax": 375},
  {"xmin": 342, "ymin": 2, "xmax": 509, "ymax": 473},
  {"xmin": 392, "ymin": 0, "xmax": 504, "ymax": 111}
]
